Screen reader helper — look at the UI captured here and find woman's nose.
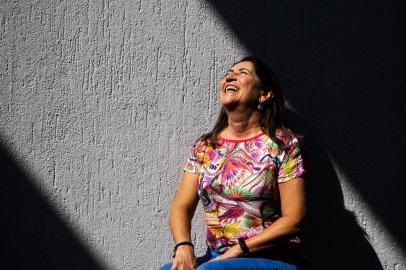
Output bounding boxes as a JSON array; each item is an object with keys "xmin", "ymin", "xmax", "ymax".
[{"xmin": 225, "ymin": 74, "xmax": 237, "ymax": 82}]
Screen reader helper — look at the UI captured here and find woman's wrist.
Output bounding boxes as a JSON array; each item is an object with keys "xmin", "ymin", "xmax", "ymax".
[
  {"xmin": 237, "ymin": 238, "xmax": 250, "ymax": 256},
  {"xmin": 173, "ymin": 241, "xmax": 194, "ymax": 258}
]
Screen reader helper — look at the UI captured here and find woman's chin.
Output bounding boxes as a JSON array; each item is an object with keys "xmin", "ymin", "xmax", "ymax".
[
  {"xmin": 221, "ymin": 96, "xmax": 239, "ymax": 106},
  {"xmin": 222, "ymin": 101, "xmax": 240, "ymax": 111}
]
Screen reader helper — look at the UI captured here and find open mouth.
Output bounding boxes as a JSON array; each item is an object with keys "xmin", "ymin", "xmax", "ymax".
[{"xmin": 225, "ymin": 85, "xmax": 239, "ymax": 92}]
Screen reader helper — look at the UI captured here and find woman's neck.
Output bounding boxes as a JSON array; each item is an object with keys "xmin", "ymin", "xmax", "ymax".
[{"xmin": 222, "ymin": 110, "xmax": 263, "ymax": 139}]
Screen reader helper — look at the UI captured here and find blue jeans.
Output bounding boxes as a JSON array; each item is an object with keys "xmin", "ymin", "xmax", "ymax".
[{"xmin": 159, "ymin": 248, "xmax": 303, "ymax": 270}]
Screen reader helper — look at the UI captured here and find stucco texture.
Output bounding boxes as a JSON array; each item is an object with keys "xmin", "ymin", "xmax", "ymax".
[{"xmin": 1, "ymin": 0, "xmax": 405, "ymax": 269}]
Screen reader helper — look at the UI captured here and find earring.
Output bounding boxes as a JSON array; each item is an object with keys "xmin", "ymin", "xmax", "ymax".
[{"xmin": 258, "ymin": 103, "xmax": 263, "ymax": 111}]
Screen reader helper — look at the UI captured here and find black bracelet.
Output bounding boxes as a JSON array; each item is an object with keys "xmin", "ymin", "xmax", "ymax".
[
  {"xmin": 172, "ymin": 241, "xmax": 194, "ymax": 258},
  {"xmin": 238, "ymin": 238, "xmax": 250, "ymax": 256}
]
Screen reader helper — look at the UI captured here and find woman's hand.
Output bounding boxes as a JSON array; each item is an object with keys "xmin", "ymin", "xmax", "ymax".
[
  {"xmin": 212, "ymin": 244, "xmax": 243, "ymax": 261},
  {"xmin": 171, "ymin": 245, "xmax": 196, "ymax": 270}
]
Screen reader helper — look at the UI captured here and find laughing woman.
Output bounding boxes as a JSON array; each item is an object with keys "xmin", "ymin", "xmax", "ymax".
[{"xmin": 159, "ymin": 56, "xmax": 306, "ymax": 270}]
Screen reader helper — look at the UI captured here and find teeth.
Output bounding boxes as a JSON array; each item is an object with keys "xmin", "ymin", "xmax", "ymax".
[{"xmin": 225, "ymin": 86, "xmax": 239, "ymax": 92}]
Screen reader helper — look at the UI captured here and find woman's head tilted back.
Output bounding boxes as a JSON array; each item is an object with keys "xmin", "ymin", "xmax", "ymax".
[{"xmin": 200, "ymin": 56, "xmax": 297, "ymax": 150}]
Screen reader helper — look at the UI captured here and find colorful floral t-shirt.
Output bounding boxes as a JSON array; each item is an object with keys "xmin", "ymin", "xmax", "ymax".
[{"xmin": 184, "ymin": 132, "xmax": 305, "ymax": 253}]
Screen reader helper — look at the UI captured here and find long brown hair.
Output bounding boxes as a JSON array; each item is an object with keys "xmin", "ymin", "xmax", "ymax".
[{"xmin": 199, "ymin": 56, "xmax": 299, "ymax": 151}]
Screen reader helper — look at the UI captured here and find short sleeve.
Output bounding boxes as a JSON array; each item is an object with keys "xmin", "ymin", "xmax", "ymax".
[
  {"xmin": 183, "ymin": 142, "xmax": 202, "ymax": 174},
  {"xmin": 277, "ymin": 137, "xmax": 305, "ymax": 183}
]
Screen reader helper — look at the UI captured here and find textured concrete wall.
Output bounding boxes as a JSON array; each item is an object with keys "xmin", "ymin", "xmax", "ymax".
[{"xmin": 1, "ymin": 0, "xmax": 405, "ymax": 269}]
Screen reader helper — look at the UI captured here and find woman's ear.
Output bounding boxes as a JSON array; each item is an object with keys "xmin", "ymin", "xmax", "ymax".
[{"xmin": 259, "ymin": 89, "xmax": 273, "ymax": 103}]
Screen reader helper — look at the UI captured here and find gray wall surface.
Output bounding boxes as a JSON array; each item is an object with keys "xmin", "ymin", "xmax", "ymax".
[{"xmin": 1, "ymin": 1, "xmax": 405, "ymax": 269}]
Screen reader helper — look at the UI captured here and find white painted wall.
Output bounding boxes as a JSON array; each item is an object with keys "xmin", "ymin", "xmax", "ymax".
[{"xmin": 0, "ymin": 1, "xmax": 404, "ymax": 269}]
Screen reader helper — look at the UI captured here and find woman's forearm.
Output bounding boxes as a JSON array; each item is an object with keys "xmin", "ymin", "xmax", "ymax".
[
  {"xmin": 168, "ymin": 203, "xmax": 198, "ymax": 269},
  {"xmin": 244, "ymin": 215, "xmax": 302, "ymax": 253},
  {"xmin": 169, "ymin": 204, "xmax": 196, "ymax": 243},
  {"xmin": 212, "ymin": 214, "xmax": 303, "ymax": 261},
  {"xmin": 168, "ymin": 172, "xmax": 199, "ymax": 268},
  {"xmin": 169, "ymin": 172, "xmax": 199, "ymax": 244}
]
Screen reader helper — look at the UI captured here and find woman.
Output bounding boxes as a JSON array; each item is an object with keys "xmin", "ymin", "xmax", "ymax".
[{"xmin": 159, "ymin": 56, "xmax": 306, "ymax": 270}]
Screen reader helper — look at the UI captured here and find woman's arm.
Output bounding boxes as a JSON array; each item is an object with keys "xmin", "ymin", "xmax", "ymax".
[
  {"xmin": 169, "ymin": 172, "xmax": 200, "ymax": 270},
  {"xmin": 214, "ymin": 176, "xmax": 305, "ymax": 259}
]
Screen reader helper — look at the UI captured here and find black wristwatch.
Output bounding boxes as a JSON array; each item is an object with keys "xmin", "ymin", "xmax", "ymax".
[{"xmin": 238, "ymin": 238, "xmax": 250, "ymax": 256}]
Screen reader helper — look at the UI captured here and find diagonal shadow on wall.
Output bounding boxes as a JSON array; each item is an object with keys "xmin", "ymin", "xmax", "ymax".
[
  {"xmin": 288, "ymin": 110, "xmax": 383, "ymax": 270},
  {"xmin": 0, "ymin": 142, "xmax": 106, "ymax": 270},
  {"xmin": 206, "ymin": 0, "xmax": 406, "ymax": 269}
]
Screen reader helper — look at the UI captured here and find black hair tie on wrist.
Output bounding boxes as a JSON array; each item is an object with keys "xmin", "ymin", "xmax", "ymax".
[
  {"xmin": 172, "ymin": 241, "xmax": 194, "ymax": 258},
  {"xmin": 238, "ymin": 238, "xmax": 250, "ymax": 256}
]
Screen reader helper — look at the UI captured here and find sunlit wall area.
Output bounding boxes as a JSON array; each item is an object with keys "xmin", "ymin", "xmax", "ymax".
[{"xmin": 0, "ymin": 1, "xmax": 246, "ymax": 269}]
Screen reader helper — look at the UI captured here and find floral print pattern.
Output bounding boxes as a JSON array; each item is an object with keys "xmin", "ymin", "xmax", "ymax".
[{"xmin": 184, "ymin": 132, "xmax": 305, "ymax": 253}]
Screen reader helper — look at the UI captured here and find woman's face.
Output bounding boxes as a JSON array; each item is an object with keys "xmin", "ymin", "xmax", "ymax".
[{"xmin": 219, "ymin": 61, "xmax": 262, "ymax": 110}]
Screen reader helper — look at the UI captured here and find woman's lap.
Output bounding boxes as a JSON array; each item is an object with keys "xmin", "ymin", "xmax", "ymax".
[
  {"xmin": 196, "ymin": 257, "xmax": 300, "ymax": 270},
  {"xmin": 159, "ymin": 252, "xmax": 300, "ymax": 270}
]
